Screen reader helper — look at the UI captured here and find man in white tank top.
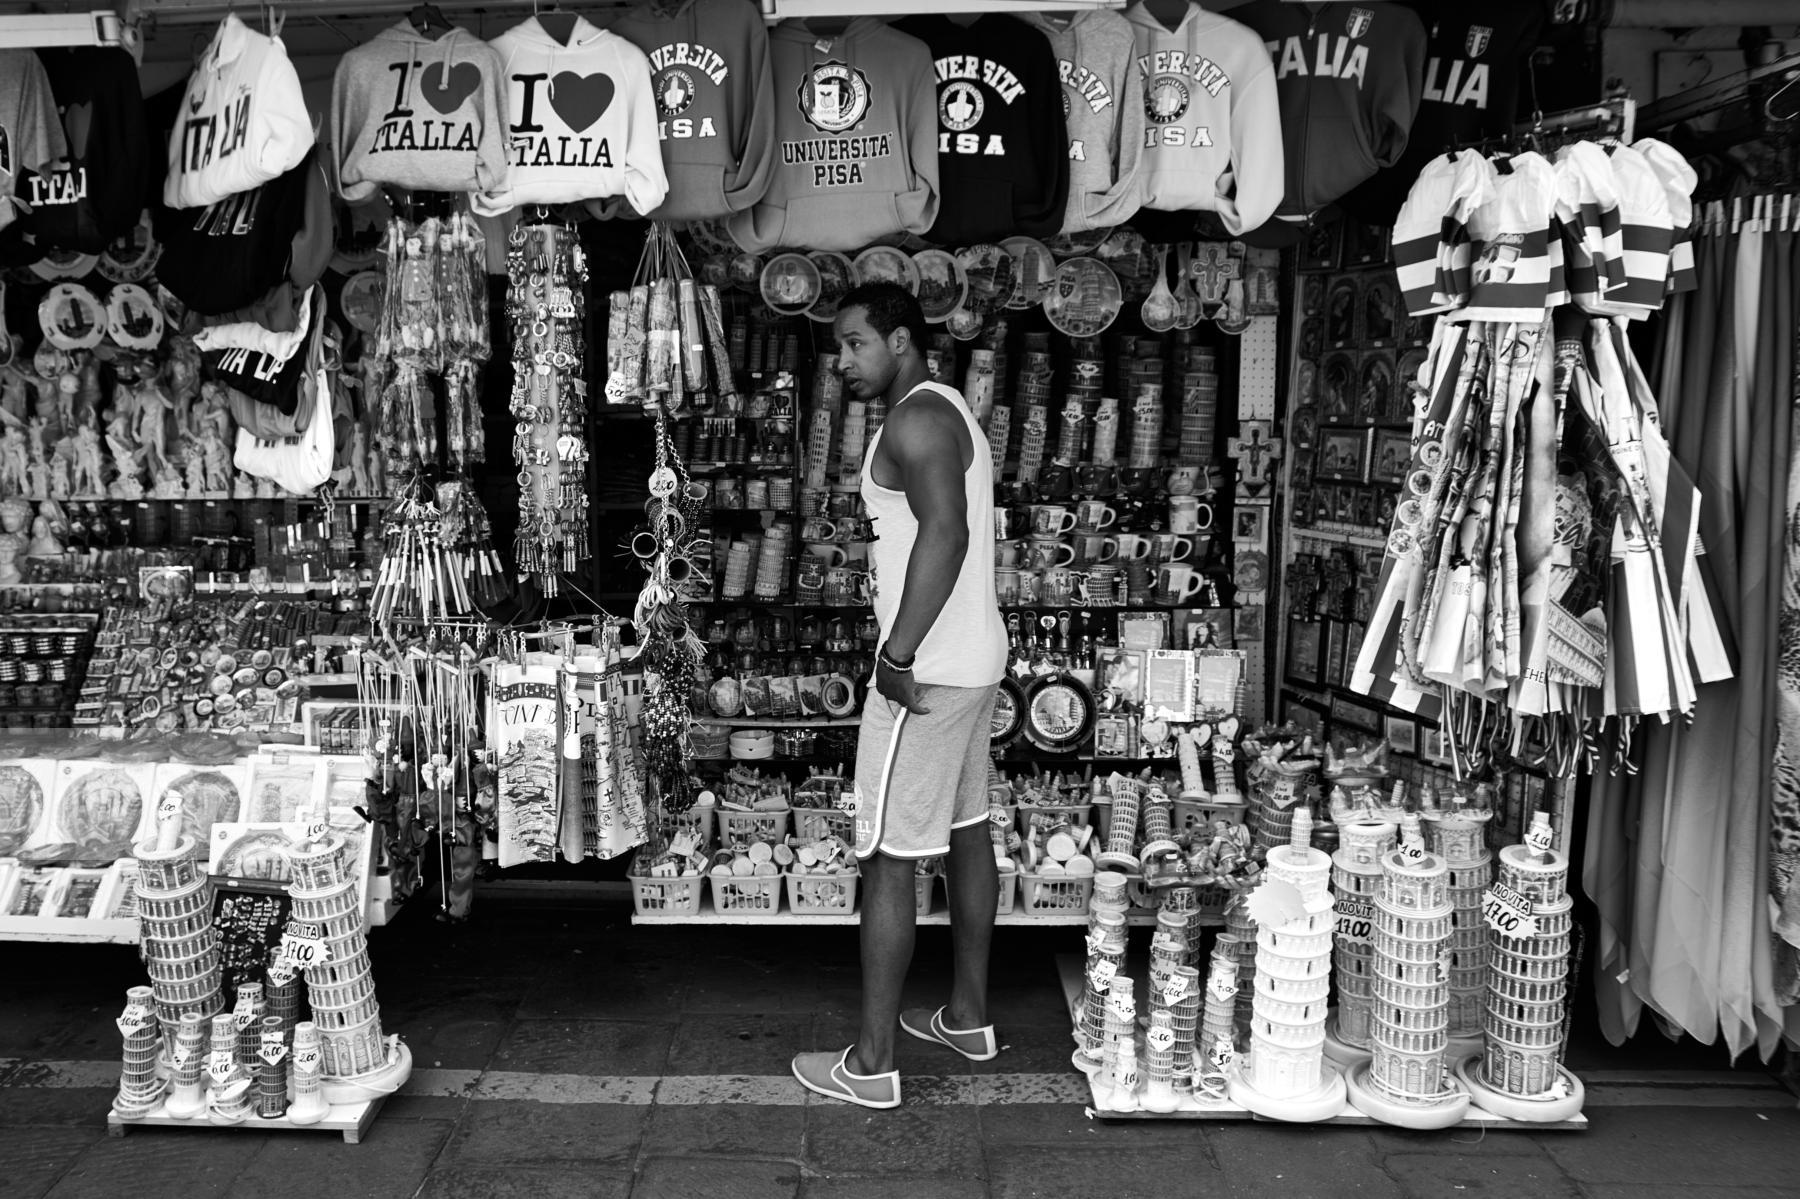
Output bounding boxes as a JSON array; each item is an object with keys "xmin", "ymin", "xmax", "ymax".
[{"xmin": 791, "ymin": 283, "xmax": 1008, "ymax": 1110}]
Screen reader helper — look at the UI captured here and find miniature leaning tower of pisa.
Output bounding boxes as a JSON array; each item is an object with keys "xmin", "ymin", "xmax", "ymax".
[
  {"xmin": 1423, "ymin": 795, "xmax": 1493, "ymax": 1043},
  {"xmin": 133, "ymin": 817, "xmax": 225, "ymax": 1048},
  {"xmin": 1457, "ymin": 816, "xmax": 1584, "ymax": 1121},
  {"xmin": 1328, "ymin": 819, "xmax": 1395, "ymax": 1056},
  {"xmin": 1229, "ymin": 815, "xmax": 1344, "ymax": 1120},
  {"xmin": 1346, "ymin": 842, "xmax": 1471, "ymax": 1126},
  {"xmin": 285, "ymin": 835, "xmax": 399, "ymax": 1092}
]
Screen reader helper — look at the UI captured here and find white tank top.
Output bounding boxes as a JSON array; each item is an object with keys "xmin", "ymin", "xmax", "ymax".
[{"xmin": 860, "ymin": 381, "xmax": 1007, "ymax": 688}]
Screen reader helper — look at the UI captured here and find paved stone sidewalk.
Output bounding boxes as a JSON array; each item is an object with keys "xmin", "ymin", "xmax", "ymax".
[{"xmin": 1, "ymin": 907, "xmax": 1795, "ymax": 1199}]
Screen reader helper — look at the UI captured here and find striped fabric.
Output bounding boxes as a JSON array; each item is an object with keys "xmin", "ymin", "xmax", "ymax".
[
  {"xmin": 1583, "ymin": 144, "xmax": 1673, "ymax": 318},
  {"xmin": 1554, "ymin": 142, "xmax": 1623, "ymax": 307},
  {"xmin": 1634, "ymin": 137, "xmax": 1699, "ymax": 297},
  {"xmin": 1454, "ymin": 151, "xmax": 1558, "ymax": 323},
  {"xmin": 1392, "ymin": 149, "xmax": 1491, "ymax": 317}
]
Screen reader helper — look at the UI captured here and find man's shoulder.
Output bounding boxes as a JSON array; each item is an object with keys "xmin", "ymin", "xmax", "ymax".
[{"xmin": 891, "ymin": 383, "xmax": 968, "ymax": 425}]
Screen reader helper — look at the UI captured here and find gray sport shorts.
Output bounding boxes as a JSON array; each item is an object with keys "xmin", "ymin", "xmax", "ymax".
[{"xmin": 852, "ymin": 682, "xmax": 997, "ymax": 861}]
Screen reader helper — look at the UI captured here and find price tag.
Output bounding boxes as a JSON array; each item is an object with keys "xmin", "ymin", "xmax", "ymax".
[
  {"xmin": 1146, "ymin": 1025, "xmax": 1177, "ymax": 1053},
  {"xmin": 1208, "ymin": 1036, "xmax": 1235, "ymax": 1070},
  {"xmin": 1334, "ymin": 897, "xmax": 1374, "ymax": 946},
  {"xmin": 207, "ymin": 1050, "xmax": 235, "ymax": 1083},
  {"xmin": 1106, "ymin": 991, "xmax": 1134, "ymax": 1021},
  {"xmin": 115, "ymin": 1007, "xmax": 153, "ymax": 1036},
  {"xmin": 1399, "ymin": 838, "xmax": 1426, "ymax": 863},
  {"xmin": 305, "ymin": 821, "xmax": 330, "ymax": 844},
  {"xmin": 258, "ymin": 1034, "xmax": 288, "ymax": 1065},
  {"xmin": 1084, "ymin": 930, "xmax": 1106, "ymax": 957},
  {"xmin": 669, "ymin": 831, "xmax": 696, "ymax": 859},
  {"xmin": 1482, "ymin": 881, "xmax": 1539, "ymax": 939},
  {"xmin": 266, "ymin": 961, "xmax": 296, "ymax": 988},
  {"xmin": 171, "ymin": 1045, "xmax": 192, "ymax": 1071},
  {"xmin": 1525, "ymin": 822, "xmax": 1555, "ymax": 856},
  {"xmin": 232, "ymin": 992, "xmax": 258, "ymax": 1029},
  {"xmin": 154, "ymin": 793, "xmax": 183, "ymax": 823},
  {"xmin": 1162, "ymin": 973, "xmax": 1191, "ymax": 1005},
  {"xmin": 276, "ymin": 933, "xmax": 330, "ymax": 970},
  {"xmin": 1087, "ymin": 958, "xmax": 1117, "ymax": 993},
  {"xmin": 292, "ymin": 1044, "xmax": 321, "ymax": 1074},
  {"xmin": 1207, "ymin": 964, "xmax": 1238, "ymax": 1002}
]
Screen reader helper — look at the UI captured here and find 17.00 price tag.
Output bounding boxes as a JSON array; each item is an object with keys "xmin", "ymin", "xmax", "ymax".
[
  {"xmin": 1482, "ymin": 881, "xmax": 1539, "ymax": 939},
  {"xmin": 1334, "ymin": 897, "xmax": 1374, "ymax": 946},
  {"xmin": 276, "ymin": 933, "xmax": 330, "ymax": 970}
]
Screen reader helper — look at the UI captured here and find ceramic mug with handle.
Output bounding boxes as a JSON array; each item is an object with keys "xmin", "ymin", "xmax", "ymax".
[
  {"xmin": 1157, "ymin": 563, "xmax": 1207, "ymax": 603},
  {"xmin": 1112, "ymin": 533, "xmax": 1155, "ymax": 561},
  {"xmin": 1027, "ymin": 537, "xmax": 1077, "ymax": 569},
  {"xmin": 1073, "ymin": 500, "xmax": 1118, "ymax": 531},
  {"xmin": 1030, "ymin": 504, "xmax": 1078, "ymax": 536}
]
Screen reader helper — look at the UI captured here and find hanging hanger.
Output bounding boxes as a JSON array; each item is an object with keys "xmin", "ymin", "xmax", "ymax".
[
  {"xmin": 409, "ymin": 4, "xmax": 454, "ymax": 39},
  {"xmin": 535, "ymin": 1, "xmax": 579, "ymax": 47}
]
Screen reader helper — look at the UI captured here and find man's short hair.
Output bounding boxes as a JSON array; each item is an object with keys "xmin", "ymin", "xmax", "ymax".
[{"xmin": 839, "ymin": 281, "xmax": 928, "ymax": 353}]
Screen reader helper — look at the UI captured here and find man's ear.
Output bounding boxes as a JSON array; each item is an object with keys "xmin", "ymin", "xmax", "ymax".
[{"xmin": 888, "ymin": 325, "xmax": 912, "ymax": 358}]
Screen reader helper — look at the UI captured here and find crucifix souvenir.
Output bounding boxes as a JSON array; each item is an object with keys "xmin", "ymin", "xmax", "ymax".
[
  {"xmin": 1227, "ymin": 420, "xmax": 1282, "ymax": 502},
  {"xmin": 1188, "ymin": 241, "xmax": 1241, "ymax": 309}
]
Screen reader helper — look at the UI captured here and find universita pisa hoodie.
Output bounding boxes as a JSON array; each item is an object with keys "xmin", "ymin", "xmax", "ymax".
[
  {"xmin": 727, "ymin": 18, "xmax": 939, "ymax": 253},
  {"xmin": 472, "ymin": 14, "xmax": 668, "ymax": 217},
  {"xmin": 164, "ymin": 14, "xmax": 315, "ymax": 209},
  {"xmin": 331, "ymin": 21, "xmax": 511, "ymax": 202}
]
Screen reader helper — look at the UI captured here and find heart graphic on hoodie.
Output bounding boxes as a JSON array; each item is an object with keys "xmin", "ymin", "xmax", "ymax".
[
  {"xmin": 422, "ymin": 62, "xmax": 481, "ymax": 116},
  {"xmin": 548, "ymin": 72, "xmax": 614, "ymax": 133}
]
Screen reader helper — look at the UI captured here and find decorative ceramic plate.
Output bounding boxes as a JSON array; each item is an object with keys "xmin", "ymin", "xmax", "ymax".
[
  {"xmin": 853, "ymin": 246, "xmax": 920, "ymax": 294},
  {"xmin": 340, "ymin": 270, "xmax": 385, "ymax": 334},
  {"xmin": 38, "ymin": 283, "xmax": 106, "ymax": 350},
  {"xmin": 760, "ymin": 252, "xmax": 822, "ymax": 316},
  {"xmin": 97, "ymin": 212, "xmax": 161, "ymax": 284},
  {"xmin": 955, "ymin": 244, "xmax": 1014, "ymax": 318},
  {"xmin": 999, "ymin": 236, "xmax": 1056, "ymax": 309},
  {"xmin": 1043, "ymin": 257, "xmax": 1122, "ymax": 338},
  {"xmin": 990, "ymin": 676, "xmax": 1027, "ymax": 748},
  {"xmin": 1045, "ymin": 226, "xmax": 1111, "ymax": 259},
  {"xmin": 912, "ymin": 249, "xmax": 966, "ymax": 323},
  {"xmin": 105, "ymin": 283, "xmax": 163, "ymax": 350},
  {"xmin": 30, "ymin": 249, "xmax": 98, "ymax": 282},
  {"xmin": 807, "ymin": 251, "xmax": 856, "ymax": 322},
  {"xmin": 1022, "ymin": 671, "xmax": 1097, "ymax": 754}
]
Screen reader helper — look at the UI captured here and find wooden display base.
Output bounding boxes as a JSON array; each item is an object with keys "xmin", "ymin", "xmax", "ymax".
[
  {"xmin": 1055, "ymin": 955, "xmax": 1584, "ymax": 1131},
  {"xmin": 107, "ymin": 1096, "xmax": 387, "ymax": 1144}
]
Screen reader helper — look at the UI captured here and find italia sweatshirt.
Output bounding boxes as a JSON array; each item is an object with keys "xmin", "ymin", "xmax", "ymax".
[
  {"xmin": 332, "ymin": 21, "xmax": 511, "ymax": 203},
  {"xmin": 1233, "ymin": 0, "xmax": 1425, "ymax": 220},
  {"xmin": 607, "ymin": 0, "xmax": 776, "ymax": 222},
  {"xmin": 1123, "ymin": 2, "xmax": 1283, "ymax": 235},
  {"xmin": 164, "ymin": 14, "xmax": 316, "ymax": 210},
  {"xmin": 727, "ymin": 18, "xmax": 939, "ymax": 253},
  {"xmin": 0, "ymin": 50, "xmax": 68, "ymax": 233},
  {"xmin": 892, "ymin": 13, "xmax": 1067, "ymax": 244},
  {"xmin": 472, "ymin": 15, "xmax": 668, "ymax": 217},
  {"xmin": 1022, "ymin": 10, "xmax": 1145, "ymax": 236}
]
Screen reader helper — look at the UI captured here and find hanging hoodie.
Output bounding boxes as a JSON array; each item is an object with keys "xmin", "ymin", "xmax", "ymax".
[
  {"xmin": 606, "ymin": 0, "xmax": 777, "ymax": 222},
  {"xmin": 892, "ymin": 13, "xmax": 1068, "ymax": 244},
  {"xmin": 472, "ymin": 15, "xmax": 667, "ymax": 217},
  {"xmin": 2, "ymin": 48, "xmax": 149, "ymax": 257},
  {"xmin": 1122, "ymin": 1, "xmax": 1283, "ymax": 235},
  {"xmin": 165, "ymin": 14, "xmax": 316, "ymax": 210},
  {"xmin": 332, "ymin": 21, "xmax": 511, "ymax": 203},
  {"xmin": 155, "ymin": 146, "xmax": 321, "ymax": 317},
  {"xmin": 1022, "ymin": 10, "xmax": 1145, "ymax": 236},
  {"xmin": 1339, "ymin": 0, "xmax": 1545, "ymax": 224},
  {"xmin": 1233, "ymin": 0, "xmax": 1425, "ymax": 222},
  {"xmin": 728, "ymin": 19, "xmax": 939, "ymax": 253},
  {"xmin": 0, "ymin": 50, "xmax": 68, "ymax": 233}
]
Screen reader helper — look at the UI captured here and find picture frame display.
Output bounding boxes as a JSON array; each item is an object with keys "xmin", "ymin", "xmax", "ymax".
[
  {"xmin": 1284, "ymin": 618, "xmax": 1324, "ymax": 688},
  {"xmin": 1317, "ymin": 426, "xmax": 1372, "ymax": 483}
]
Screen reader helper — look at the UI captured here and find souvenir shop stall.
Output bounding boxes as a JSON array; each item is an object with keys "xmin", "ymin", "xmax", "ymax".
[{"xmin": 0, "ymin": 0, "xmax": 1795, "ymax": 1143}]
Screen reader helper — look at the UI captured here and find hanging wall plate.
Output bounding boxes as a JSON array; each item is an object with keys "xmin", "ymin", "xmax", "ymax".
[
  {"xmin": 1043, "ymin": 256, "xmax": 1122, "ymax": 338},
  {"xmin": 760, "ymin": 251, "xmax": 822, "ymax": 317},
  {"xmin": 97, "ymin": 212, "xmax": 161, "ymax": 284},
  {"xmin": 708, "ymin": 677, "xmax": 742, "ymax": 718},
  {"xmin": 807, "ymin": 251, "xmax": 856, "ymax": 322},
  {"xmin": 1022, "ymin": 670, "xmax": 1097, "ymax": 755},
  {"xmin": 105, "ymin": 284, "xmax": 164, "ymax": 351},
  {"xmin": 945, "ymin": 306, "xmax": 984, "ymax": 341},
  {"xmin": 30, "ymin": 248, "xmax": 98, "ymax": 282},
  {"xmin": 956, "ymin": 244, "xmax": 1015, "ymax": 320},
  {"xmin": 913, "ymin": 249, "xmax": 966, "ymax": 323},
  {"xmin": 853, "ymin": 246, "xmax": 920, "ymax": 294},
  {"xmin": 1046, "ymin": 226, "xmax": 1110, "ymax": 259},
  {"xmin": 340, "ymin": 270, "xmax": 385, "ymax": 334},
  {"xmin": 999, "ymin": 236, "xmax": 1056, "ymax": 309},
  {"xmin": 990, "ymin": 675, "xmax": 1027, "ymax": 748},
  {"xmin": 38, "ymin": 283, "xmax": 106, "ymax": 350},
  {"xmin": 820, "ymin": 673, "xmax": 858, "ymax": 719}
]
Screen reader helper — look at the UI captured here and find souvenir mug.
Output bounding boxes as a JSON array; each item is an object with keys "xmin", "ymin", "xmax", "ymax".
[
  {"xmin": 824, "ymin": 567, "xmax": 855, "ymax": 605},
  {"xmin": 1076, "ymin": 463, "xmax": 1119, "ymax": 495},
  {"xmin": 1168, "ymin": 495, "xmax": 1212, "ymax": 534},
  {"xmin": 834, "ymin": 516, "xmax": 863, "ymax": 542},
  {"xmin": 1037, "ymin": 459, "xmax": 1075, "ymax": 499},
  {"xmin": 1017, "ymin": 568, "xmax": 1042, "ymax": 606},
  {"xmin": 1030, "ymin": 504, "xmax": 1077, "ymax": 536},
  {"xmin": 1042, "ymin": 567, "xmax": 1079, "ymax": 606},
  {"xmin": 801, "ymin": 517, "xmax": 838, "ymax": 542},
  {"xmin": 1152, "ymin": 533, "xmax": 1196, "ymax": 562},
  {"xmin": 1087, "ymin": 564, "xmax": 1122, "ymax": 606},
  {"xmin": 995, "ymin": 568, "xmax": 1021, "ymax": 606},
  {"xmin": 1167, "ymin": 465, "xmax": 1202, "ymax": 496},
  {"xmin": 1157, "ymin": 563, "xmax": 1207, "ymax": 603},
  {"xmin": 1112, "ymin": 533, "xmax": 1155, "ymax": 561},
  {"xmin": 1027, "ymin": 537, "xmax": 1077, "ymax": 569},
  {"xmin": 1072, "ymin": 532, "xmax": 1117, "ymax": 565},
  {"xmin": 995, "ymin": 539, "xmax": 1024, "ymax": 568},
  {"xmin": 995, "ymin": 506, "xmax": 1025, "ymax": 540},
  {"xmin": 807, "ymin": 543, "xmax": 847, "ymax": 566},
  {"xmin": 1073, "ymin": 500, "xmax": 1118, "ymax": 531}
]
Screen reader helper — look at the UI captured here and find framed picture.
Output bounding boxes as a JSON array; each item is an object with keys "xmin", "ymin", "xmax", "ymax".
[
  {"xmin": 1384, "ymin": 715, "xmax": 1419, "ymax": 756},
  {"xmin": 1291, "ymin": 485, "xmax": 1315, "ymax": 528},
  {"xmin": 1298, "ymin": 222, "xmax": 1341, "ymax": 273},
  {"xmin": 1301, "ymin": 274, "xmax": 1326, "ymax": 316},
  {"xmin": 1332, "ymin": 484, "xmax": 1358, "ymax": 525},
  {"xmin": 1340, "ymin": 221, "xmax": 1392, "ymax": 268},
  {"xmin": 1419, "ymin": 724, "xmax": 1452, "ymax": 765},
  {"xmin": 1326, "ymin": 277, "xmax": 1359, "ymax": 344},
  {"xmin": 1361, "ymin": 275, "xmax": 1401, "ymax": 345},
  {"xmin": 1317, "ymin": 426, "xmax": 1372, "ymax": 482},
  {"xmin": 1281, "ymin": 691, "xmax": 1327, "ymax": 739},
  {"xmin": 1284, "ymin": 618, "xmax": 1325, "ymax": 688},
  {"xmin": 1370, "ymin": 427, "xmax": 1411, "ymax": 485},
  {"xmin": 1093, "ymin": 713, "xmax": 1133, "ymax": 758},
  {"xmin": 1231, "ymin": 602, "xmax": 1263, "ymax": 643},
  {"xmin": 1144, "ymin": 649, "xmax": 1197, "ymax": 722},
  {"xmin": 1096, "ymin": 646, "xmax": 1146, "ymax": 706},
  {"xmin": 1119, "ymin": 612, "xmax": 1169, "ymax": 651},
  {"xmin": 1377, "ymin": 489, "xmax": 1398, "ymax": 529},
  {"xmin": 1356, "ymin": 352, "xmax": 1396, "ymax": 424},
  {"xmin": 1232, "ymin": 505, "xmax": 1267, "ymax": 543},
  {"xmin": 1329, "ymin": 693, "xmax": 1382, "ymax": 733},
  {"xmin": 1320, "ymin": 352, "xmax": 1357, "ymax": 420},
  {"xmin": 1352, "ymin": 487, "xmax": 1379, "ymax": 530}
]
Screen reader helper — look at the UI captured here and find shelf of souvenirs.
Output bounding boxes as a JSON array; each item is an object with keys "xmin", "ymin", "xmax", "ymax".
[
  {"xmin": 693, "ymin": 715, "xmax": 861, "ymax": 729},
  {"xmin": 1289, "ymin": 523, "xmax": 1388, "ymax": 550},
  {"xmin": 632, "ymin": 902, "xmax": 1218, "ymax": 928},
  {"xmin": 0, "ymin": 494, "xmax": 391, "ymax": 506}
]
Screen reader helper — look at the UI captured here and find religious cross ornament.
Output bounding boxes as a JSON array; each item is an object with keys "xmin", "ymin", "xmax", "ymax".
[
  {"xmin": 1188, "ymin": 241, "xmax": 1241, "ymax": 309},
  {"xmin": 1228, "ymin": 419, "xmax": 1282, "ymax": 501}
]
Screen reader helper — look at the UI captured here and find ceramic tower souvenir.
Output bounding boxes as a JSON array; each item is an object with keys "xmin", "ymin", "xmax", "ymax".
[
  {"xmin": 1326, "ymin": 819, "xmax": 1396, "ymax": 1063},
  {"xmin": 111, "ymin": 986, "xmax": 165, "ymax": 1120},
  {"xmin": 1096, "ymin": 774, "xmax": 1143, "ymax": 871},
  {"xmin": 256, "ymin": 1015, "xmax": 289, "ymax": 1119},
  {"xmin": 205, "ymin": 1012, "xmax": 254, "ymax": 1125},
  {"xmin": 287, "ymin": 1021, "xmax": 328, "ymax": 1125},
  {"xmin": 163, "ymin": 1012, "xmax": 208, "ymax": 1120},
  {"xmin": 1345, "ymin": 846, "xmax": 1471, "ymax": 1128},
  {"xmin": 1073, "ymin": 880, "xmax": 1129, "ymax": 1073},
  {"xmin": 1423, "ymin": 791, "xmax": 1495, "ymax": 1046},
  {"xmin": 1094, "ymin": 975, "xmax": 1139, "ymax": 1112},
  {"xmin": 1229, "ymin": 817, "xmax": 1346, "ymax": 1121},
  {"xmin": 1456, "ymin": 816, "xmax": 1585, "ymax": 1122},
  {"xmin": 133, "ymin": 811, "xmax": 224, "ymax": 1046}
]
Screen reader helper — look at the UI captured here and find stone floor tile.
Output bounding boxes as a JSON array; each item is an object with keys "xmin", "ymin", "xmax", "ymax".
[
  {"xmin": 1381, "ymin": 1150, "xmax": 1579, "ymax": 1198},
  {"xmin": 641, "ymin": 1103, "xmax": 805, "ymax": 1159},
  {"xmin": 522, "ymin": 954, "xmax": 690, "ymax": 1021},
  {"xmin": 666, "ymin": 1013, "xmax": 808, "ymax": 1076},
  {"xmin": 977, "ymin": 1103, "xmax": 1209, "ymax": 1148},
  {"xmin": 806, "ymin": 1105, "xmax": 984, "ymax": 1177},
  {"xmin": 632, "ymin": 1157, "xmax": 801, "ymax": 1199},
  {"xmin": 1207, "ymin": 1125, "xmax": 1404, "ymax": 1197},
  {"xmin": 967, "ymin": 1026, "xmax": 1085, "ymax": 1076},
  {"xmin": 224, "ymin": 1118, "xmax": 452, "ymax": 1198},
  {"xmin": 0, "ymin": 1086, "xmax": 117, "ymax": 1129},
  {"xmin": 443, "ymin": 1101, "xmax": 647, "ymax": 1165},
  {"xmin": 801, "ymin": 1178, "xmax": 987, "ymax": 1199},
  {"xmin": 0, "ymin": 1127, "xmax": 103, "ymax": 1199},
  {"xmin": 489, "ymin": 1019, "xmax": 674, "ymax": 1076},
  {"xmin": 45, "ymin": 1128, "xmax": 268, "ymax": 1199},
  {"xmin": 1539, "ymin": 1106, "xmax": 1800, "ymax": 1186},
  {"xmin": 986, "ymin": 1145, "xmax": 1213, "ymax": 1199},
  {"xmin": 417, "ymin": 1164, "xmax": 631, "ymax": 1199}
]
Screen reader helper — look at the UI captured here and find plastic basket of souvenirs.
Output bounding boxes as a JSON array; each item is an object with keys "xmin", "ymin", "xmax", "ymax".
[
  {"xmin": 794, "ymin": 807, "xmax": 855, "ymax": 842},
  {"xmin": 1018, "ymin": 869, "xmax": 1093, "ymax": 918},
  {"xmin": 1015, "ymin": 802, "xmax": 1094, "ymax": 837},
  {"xmin": 996, "ymin": 867, "xmax": 1016, "ymax": 915},
  {"xmin": 1173, "ymin": 798, "xmax": 1249, "ymax": 834},
  {"xmin": 788, "ymin": 869, "xmax": 859, "ymax": 915},
  {"xmin": 710, "ymin": 872, "xmax": 783, "ymax": 915},
  {"xmin": 717, "ymin": 807, "xmax": 791, "ymax": 849},
  {"xmin": 632, "ymin": 873, "xmax": 705, "ymax": 918}
]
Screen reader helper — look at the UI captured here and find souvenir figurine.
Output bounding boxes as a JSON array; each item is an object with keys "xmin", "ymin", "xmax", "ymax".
[
  {"xmin": 0, "ymin": 424, "xmax": 27, "ymax": 496},
  {"xmin": 72, "ymin": 424, "xmax": 105, "ymax": 496},
  {"xmin": 0, "ymin": 497, "xmax": 28, "ymax": 585},
  {"xmin": 27, "ymin": 514, "xmax": 62, "ymax": 557},
  {"xmin": 48, "ymin": 444, "xmax": 71, "ymax": 500},
  {"xmin": 184, "ymin": 451, "xmax": 206, "ymax": 497}
]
